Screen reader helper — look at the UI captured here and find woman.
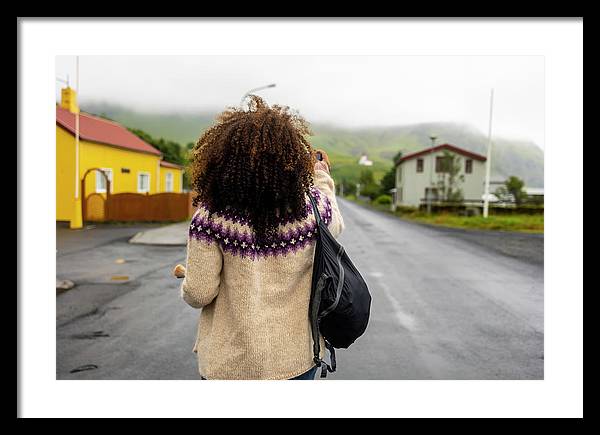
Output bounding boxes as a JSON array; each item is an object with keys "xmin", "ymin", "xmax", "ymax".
[{"xmin": 180, "ymin": 96, "xmax": 344, "ymax": 380}]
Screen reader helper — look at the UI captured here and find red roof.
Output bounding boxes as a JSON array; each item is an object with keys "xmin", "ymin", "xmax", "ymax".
[
  {"xmin": 56, "ymin": 106, "xmax": 162, "ymax": 156},
  {"xmin": 160, "ymin": 160, "xmax": 184, "ymax": 169},
  {"xmin": 395, "ymin": 143, "xmax": 487, "ymax": 166}
]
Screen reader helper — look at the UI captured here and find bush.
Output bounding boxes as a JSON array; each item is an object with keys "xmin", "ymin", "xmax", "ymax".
[
  {"xmin": 344, "ymin": 194, "xmax": 357, "ymax": 201},
  {"xmin": 395, "ymin": 205, "xmax": 419, "ymax": 215},
  {"xmin": 374, "ymin": 194, "xmax": 392, "ymax": 205},
  {"xmin": 360, "ymin": 183, "xmax": 381, "ymax": 200},
  {"xmin": 485, "ymin": 204, "xmax": 544, "ymax": 216}
]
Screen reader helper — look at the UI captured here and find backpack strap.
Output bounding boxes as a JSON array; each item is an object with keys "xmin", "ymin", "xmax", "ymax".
[
  {"xmin": 308, "ymin": 191, "xmax": 336, "ymax": 379},
  {"xmin": 317, "ymin": 341, "xmax": 336, "ymax": 378},
  {"xmin": 308, "ymin": 191, "xmax": 322, "ymax": 225}
]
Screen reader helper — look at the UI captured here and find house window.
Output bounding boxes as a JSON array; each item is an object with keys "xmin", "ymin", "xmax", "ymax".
[
  {"xmin": 96, "ymin": 168, "xmax": 113, "ymax": 193},
  {"xmin": 436, "ymin": 156, "xmax": 452, "ymax": 173},
  {"xmin": 165, "ymin": 172, "xmax": 174, "ymax": 192},
  {"xmin": 465, "ymin": 159, "xmax": 473, "ymax": 174},
  {"xmin": 137, "ymin": 172, "xmax": 150, "ymax": 193},
  {"xmin": 425, "ymin": 187, "xmax": 439, "ymax": 201},
  {"xmin": 416, "ymin": 159, "xmax": 424, "ymax": 173}
]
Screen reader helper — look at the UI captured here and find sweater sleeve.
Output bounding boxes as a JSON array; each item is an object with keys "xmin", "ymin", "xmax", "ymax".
[
  {"xmin": 180, "ymin": 215, "xmax": 223, "ymax": 309},
  {"xmin": 314, "ymin": 169, "xmax": 345, "ymax": 238}
]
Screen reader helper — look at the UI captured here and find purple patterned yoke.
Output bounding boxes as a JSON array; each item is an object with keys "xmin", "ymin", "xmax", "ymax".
[{"xmin": 188, "ymin": 187, "xmax": 332, "ymax": 260}]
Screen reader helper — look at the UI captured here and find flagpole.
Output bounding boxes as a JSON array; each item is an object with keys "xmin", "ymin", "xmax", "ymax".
[
  {"xmin": 75, "ymin": 56, "xmax": 80, "ymax": 200},
  {"xmin": 483, "ymin": 88, "xmax": 494, "ymax": 219},
  {"xmin": 70, "ymin": 55, "xmax": 83, "ymax": 229}
]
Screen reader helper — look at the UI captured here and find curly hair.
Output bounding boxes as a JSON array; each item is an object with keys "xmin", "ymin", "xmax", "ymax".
[{"xmin": 189, "ymin": 95, "xmax": 315, "ymax": 244}]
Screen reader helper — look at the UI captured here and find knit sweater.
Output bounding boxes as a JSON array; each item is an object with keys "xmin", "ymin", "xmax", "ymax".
[{"xmin": 180, "ymin": 169, "xmax": 344, "ymax": 380}]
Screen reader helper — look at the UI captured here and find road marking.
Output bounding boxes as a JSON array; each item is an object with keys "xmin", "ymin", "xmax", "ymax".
[
  {"xmin": 369, "ymin": 272, "xmax": 418, "ymax": 332},
  {"xmin": 367, "ymin": 271, "xmax": 383, "ymax": 278}
]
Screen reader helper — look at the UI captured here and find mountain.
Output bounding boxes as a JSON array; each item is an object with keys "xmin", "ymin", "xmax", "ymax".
[
  {"xmin": 82, "ymin": 103, "xmax": 544, "ymax": 188},
  {"xmin": 84, "ymin": 103, "xmax": 216, "ymax": 147},
  {"xmin": 310, "ymin": 122, "xmax": 544, "ymax": 187}
]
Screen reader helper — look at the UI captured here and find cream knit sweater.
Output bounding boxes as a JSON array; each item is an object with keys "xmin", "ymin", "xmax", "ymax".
[{"xmin": 180, "ymin": 169, "xmax": 345, "ymax": 380}]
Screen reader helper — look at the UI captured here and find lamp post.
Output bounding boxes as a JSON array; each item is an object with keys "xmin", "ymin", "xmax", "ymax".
[
  {"xmin": 57, "ymin": 58, "xmax": 83, "ymax": 229},
  {"xmin": 483, "ymin": 89, "xmax": 495, "ymax": 218},
  {"xmin": 240, "ymin": 83, "xmax": 276, "ymax": 107},
  {"xmin": 427, "ymin": 135, "xmax": 437, "ymax": 214},
  {"xmin": 71, "ymin": 56, "xmax": 83, "ymax": 229}
]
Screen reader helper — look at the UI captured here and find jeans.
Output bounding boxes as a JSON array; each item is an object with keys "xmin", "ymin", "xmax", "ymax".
[{"xmin": 290, "ymin": 366, "xmax": 318, "ymax": 380}]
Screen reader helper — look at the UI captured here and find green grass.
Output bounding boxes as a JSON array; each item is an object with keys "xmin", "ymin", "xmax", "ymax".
[
  {"xmin": 346, "ymin": 197, "xmax": 544, "ymax": 233},
  {"xmin": 404, "ymin": 212, "xmax": 544, "ymax": 233}
]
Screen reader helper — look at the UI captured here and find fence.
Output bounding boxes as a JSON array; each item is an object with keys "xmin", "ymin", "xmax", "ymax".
[
  {"xmin": 417, "ymin": 198, "xmax": 544, "ymax": 215},
  {"xmin": 85, "ymin": 192, "xmax": 195, "ymax": 223}
]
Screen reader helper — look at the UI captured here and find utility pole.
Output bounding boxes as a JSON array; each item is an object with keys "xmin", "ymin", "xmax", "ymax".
[
  {"xmin": 483, "ymin": 89, "xmax": 494, "ymax": 218},
  {"xmin": 71, "ymin": 56, "xmax": 83, "ymax": 229},
  {"xmin": 427, "ymin": 135, "xmax": 437, "ymax": 214}
]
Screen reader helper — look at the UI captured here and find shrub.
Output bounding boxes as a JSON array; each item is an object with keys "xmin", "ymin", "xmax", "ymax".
[
  {"xmin": 374, "ymin": 194, "xmax": 392, "ymax": 205},
  {"xmin": 360, "ymin": 183, "xmax": 381, "ymax": 200},
  {"xmin": 395, "ymin": 205, "xmax": 419, "ymax": 215},
  {"xmin": 344, "ymin": 194, "xmax": 357, "ymax": 201}
]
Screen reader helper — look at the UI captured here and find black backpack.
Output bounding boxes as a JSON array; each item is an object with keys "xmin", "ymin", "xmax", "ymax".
[{"xmin": 308, "ymin": 193, "xmax": 372, "ymax": 378}]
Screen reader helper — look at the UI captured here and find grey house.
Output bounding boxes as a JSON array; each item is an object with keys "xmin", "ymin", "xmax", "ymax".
[{"xmin": 394, "ymin": 143, "xmax": 487, "ymax": 207}]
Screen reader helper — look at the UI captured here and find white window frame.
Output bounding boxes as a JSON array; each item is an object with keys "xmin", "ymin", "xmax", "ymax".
[
  {"xmin": 165, "ymin": 172, "xmax": 174, "ymax": 192},
  {"xmin": 95, "ymin": 168, "xmax": 113, "ymax": 193},
  {"xmin": 137, "ymin": 171, "xmax": 151, "ymax": 193}
]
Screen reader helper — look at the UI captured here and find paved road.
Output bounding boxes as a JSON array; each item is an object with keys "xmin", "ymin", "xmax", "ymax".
[
  {"xmin": 56, "ymin": 199, "xmax": 543, "ymax": 380},
  {"xmin": 333, "ymin": 200, "xmax": 543, "ymax": 379}
]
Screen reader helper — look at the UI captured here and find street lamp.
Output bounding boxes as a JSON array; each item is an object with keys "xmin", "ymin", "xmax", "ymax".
[
  {"xmin": 240, "ymin": 83, "xmax": 276, "ymax": 107},
  {"xmin": 427, "ymin": 135, "xmax": 437, "ymax": 214},
  {"xmin": 483, "ymin": 89, "xmax": 495, "ymax": 218}
]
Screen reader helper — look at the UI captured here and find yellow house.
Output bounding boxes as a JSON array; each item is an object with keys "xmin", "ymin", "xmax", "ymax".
[
  {"xmin": 159, "ymin": 160, "xmax": 185, "ymax": 194},
  {"xmin": 56, "ymin": 86, "xmax": 185, "ymax": 227}
]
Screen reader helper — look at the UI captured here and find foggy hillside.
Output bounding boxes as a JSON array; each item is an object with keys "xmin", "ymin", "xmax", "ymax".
[{"xmin": 83, "ymin": 103, "xmax": 544, "ymax": 187}]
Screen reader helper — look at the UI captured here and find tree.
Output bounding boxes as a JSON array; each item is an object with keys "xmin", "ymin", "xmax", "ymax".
[
  {"xmin": 359, "ymin": 168, "xmax": 375, "ymax": 186},
  {"xmin": 128, "ymin": 128, "xmax": 187, "ymax": 166},
  {"xmin": 379, "ymin": 150, "xmax": 402, "ymax": 196},
  {"xmin": 379, "ymin": 169, "xmax": 396, "ymax": 196},
  {"xmin": 435, "ymin": 150, "xmax": 464, "ymax": 202},
  {"xmin": 128, "ymin": 128, "xmax": 190, "ymax": 189},
  {"xmin": 502, "ymin": 176, "xmax": 528, "ymax": 205},
  {"xmin": 357, "ymin": 168, "xmax": 380, "ymax": 200},
  {"xmin": 338, "ymin": 177, "xmax": 356, "ymax": 197}
]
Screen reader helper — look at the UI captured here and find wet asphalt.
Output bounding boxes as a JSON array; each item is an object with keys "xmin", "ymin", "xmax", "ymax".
[{"xmin": 56, "ymin": 199, "xmax": 543, "ymax": 380}]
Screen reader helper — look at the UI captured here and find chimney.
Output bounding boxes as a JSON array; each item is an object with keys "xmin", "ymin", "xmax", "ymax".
[{"xmin": 60, "ymin": 86, "xmax": 79, "ymax": 114}]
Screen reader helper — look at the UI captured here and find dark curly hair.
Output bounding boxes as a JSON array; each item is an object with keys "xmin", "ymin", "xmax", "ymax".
[{"xmin": 189, "ymin": 95, "xmax": 315, "ymax": 244}]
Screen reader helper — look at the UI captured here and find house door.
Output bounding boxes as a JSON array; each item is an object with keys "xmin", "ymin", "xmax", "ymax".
[
  {"xmin": 81, "ymin": 168, "xmax": 111, "ymax": 224},
  {"xmin": 85, "ymin": 193, "xmax": 106, "ymax": 221}
]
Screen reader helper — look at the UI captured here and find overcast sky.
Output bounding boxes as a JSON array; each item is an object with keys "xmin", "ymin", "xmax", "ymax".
[{"xmin": 56, "ymin": 55, "xmax": 545, "ymax": 148}]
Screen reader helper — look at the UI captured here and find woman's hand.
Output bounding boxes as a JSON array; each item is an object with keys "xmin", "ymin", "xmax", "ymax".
[
  {"xmin": 173, "ymin": 264, "xmax": 186, "ymax": 279},
  {"xmin": 314, "ymin": 149, "xmax": 331, "ymax": 173}
]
